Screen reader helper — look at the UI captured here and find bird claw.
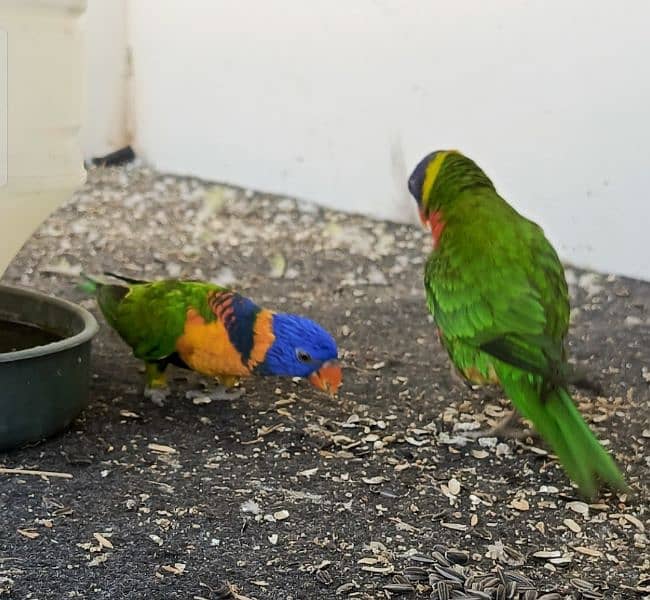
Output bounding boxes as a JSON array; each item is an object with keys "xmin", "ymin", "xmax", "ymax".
[
  {"xmin": 185, "ymin": 385, "xmax": 244, "ymax": 402},
  {"xmin": 143, "ymin": 387, "xmax": 170, "ymax": 407},
  {"xmin": 463, "ymin": 410, "xmax": 536, "ymax": 442}
]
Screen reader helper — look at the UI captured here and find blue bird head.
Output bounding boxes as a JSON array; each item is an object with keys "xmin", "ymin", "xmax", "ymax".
[{"xmin": 259, "ymin": 313, "xmax": 341, "ymax": 395}]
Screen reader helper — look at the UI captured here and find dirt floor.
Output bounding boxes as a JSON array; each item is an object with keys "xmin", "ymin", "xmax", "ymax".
[{"xmin": 0, "ymin": 164, "xmax": 648, "ymax": 600}]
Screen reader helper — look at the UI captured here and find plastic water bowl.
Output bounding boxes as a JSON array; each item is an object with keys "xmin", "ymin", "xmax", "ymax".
[{"xmin": 0, "ymin": 284, "xmax": 98, "ymax": 451}]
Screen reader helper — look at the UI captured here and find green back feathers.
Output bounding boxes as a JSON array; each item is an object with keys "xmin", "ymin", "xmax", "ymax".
[
  {"xmin": 424, "ymin": 190, "xmax": 570, "ymax": 375},
  {"xmin": 81, "ymin": 273, "xmax": 226, "ymax": 361}
]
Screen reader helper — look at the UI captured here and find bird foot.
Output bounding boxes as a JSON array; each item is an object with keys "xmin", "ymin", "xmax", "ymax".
[
  {"xmin": 569, "ymin": 372, "xmax": 604, "ymax": 396},
  {"xmin": 463, "ymin": 410, "xmax": 536, "ymax": 442},
  {"xmin": 144, "ymin": 386, "xmax": 170, "ymax": 407},
  {"xmin": 185, "ymin": 385, "xmax": 244, "ymax": 403},
  {"xmin": 449, "ymin": 364, "xmax": 474, "ymax": 390}
]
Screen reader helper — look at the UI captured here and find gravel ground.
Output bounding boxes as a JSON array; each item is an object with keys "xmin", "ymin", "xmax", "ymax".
[{"xmin": 0, "ymin": 163, "xmax": 648, "ymax": 599}]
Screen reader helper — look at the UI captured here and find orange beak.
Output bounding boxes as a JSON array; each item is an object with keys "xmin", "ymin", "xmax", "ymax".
[{"xmin": 308, "ymin": 360, "xmax": 342, "ymax": 396}]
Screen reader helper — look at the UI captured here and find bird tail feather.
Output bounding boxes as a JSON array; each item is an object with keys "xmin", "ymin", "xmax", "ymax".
[{"xmin": 499, "ymin": 373, "xmax": 628, "ymax": 499}]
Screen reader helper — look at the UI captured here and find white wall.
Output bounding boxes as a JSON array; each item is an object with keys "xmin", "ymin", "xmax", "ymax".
[
  {"xmin": 81, "ymin": 0, "xmax": 129, "ymax": 158},
  {"xmin": 106, "ymin": 1, "xmax": 650, "ymax": 280}
]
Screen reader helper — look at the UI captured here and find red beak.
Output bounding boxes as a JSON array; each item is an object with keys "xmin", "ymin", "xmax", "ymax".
[{"xmin": 308, "ymin": 360, "xmax": 342, "ymax": 396}]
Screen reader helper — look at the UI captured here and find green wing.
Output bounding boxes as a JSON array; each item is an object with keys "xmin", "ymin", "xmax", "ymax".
[
  {"xmin": 96, "ymin": 279, "xmax": 225, "ymax": 361},
  {"xmin": 425, "ymin": 189, "xmax": 570, "ymax": 380}
]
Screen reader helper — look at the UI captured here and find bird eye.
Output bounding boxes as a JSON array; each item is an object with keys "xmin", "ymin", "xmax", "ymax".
[{"xmin": 296, "ymin": 349, "xmax": 312, "ymax": 363}]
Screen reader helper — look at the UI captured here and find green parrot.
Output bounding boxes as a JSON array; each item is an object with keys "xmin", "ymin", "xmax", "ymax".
[{"xmin": 407, "ymin": 150, "xmax": 628, "ymax": 498}]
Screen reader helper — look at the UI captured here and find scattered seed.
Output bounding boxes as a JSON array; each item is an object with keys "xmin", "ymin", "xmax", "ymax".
[
  {"xmin": 17, "ymin": 529, "xmax": 39, "ymax": 540},
  {"xmin": 467, "ymin": 591, "xmax": 492, "ymax": 600},
  {"xmin": 623, "ymin": 514, "xmax": 645, "ymax": 532},
  {"xmin": 431, "ymin": 551, "xmax": 451, "ymax": 567},
  {"xmin": 564, "ymin": 518, "xmax": 581, "ymax": 533},
  {"xmin": 503, "ymin": 545, "xmax": 525, "ymax": 566},
  {"xmin": 434, "ymin": 564, "xmax": 465, "ymax": 585},
  {"xmin": 441, "ymin": 522, "xmax": 468, "ymax": 532},
  {"xmin": 574, "ymin": 546, "xmax": 602, "ymax": 558},
  {"xmin": 93, "ymin": 532, "xmax": 113, "ymax": 549},
  {"xmin": 147, "ymin": 443, "xmax": 177, "ymax": 454},
  {"xmin": 570, "ymin": 578, "xmax": 594, "ymax": 591},
  {"xmin": 510, "ymin": 498, "xmax": 530, "ymax": 511},
  {"xmin": 446, "ymin": 550, "xmax": 469, "ymax": 565},
  {"xmin": 335, "ymin": 582, "xmax": 357, "ymax": 595},
  {"xmin": 88, "ymin": 554, "xmax": 108, "ymax": 567},
  {"xmin": 315, "ymin": 569, "xmax": 333, "ymax": 586},
  {"xmin": 403, "ymin": 566, "xmax": 429, "ymax": 582},
  {"xmin": 382, "ymin": 582, "xmax": 415, "ymax": 594},
  {"xmin": 119, "ymin": 409, "xmax": 140, "ymax": 419},
  {"xmin": 435, "ymin": 580, "xmax": 451, "ymax": 600},
  {"xmin": 532, "ymin": 550, "xmax": 561, "ymax": 559},
  {"xmin": 504, "ymin": 571, "xmax": 535, "ymax": 590},
  {"xmin": 411, "ymin": 553, "xmax": 438, "ymax": 565},
  {"xmin": 362, "ymin": 476, "xmax": 387, "ymax": 485},
  {"xmin": 161, "ymin": 563, "xmax": 185, "ymax": 575},
  {"xmin": 566, "ymin": 501, "xmax": 589, "ymax": 516},
  {"xmin": 579, "ymin": 590, "xmax": 604, "ymax": 599}
]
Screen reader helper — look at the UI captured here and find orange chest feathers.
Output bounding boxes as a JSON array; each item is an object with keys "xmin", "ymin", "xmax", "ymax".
[{"xmin": 175, "ymin": 307, "xmax": 274, "ymax": 378}]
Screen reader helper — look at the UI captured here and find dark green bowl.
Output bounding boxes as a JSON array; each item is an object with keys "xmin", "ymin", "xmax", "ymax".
[{"xmin": 0, "ymin": 284, "xmax": 98, "ymax": 451}]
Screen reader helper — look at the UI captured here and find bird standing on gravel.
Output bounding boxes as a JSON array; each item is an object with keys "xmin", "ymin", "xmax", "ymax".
[
  {"xmin": 407, "ymin": 149, "xmax": 627, "ymax": 498},
  {"xmin": 81, "ymin": 273, "xmax": 342, "ymax": 405}
]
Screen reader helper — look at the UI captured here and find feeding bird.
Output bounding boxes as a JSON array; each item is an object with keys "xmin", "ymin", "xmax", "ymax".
[
  {"xmin": 408, "ymin": 150, "xmax": 627, "ymax": 498},
  {"xmin": 81, "ymin": 273, "xmax": 342, "ymax": 405}
]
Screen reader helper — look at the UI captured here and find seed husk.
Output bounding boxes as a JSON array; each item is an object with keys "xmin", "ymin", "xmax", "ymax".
[
  {"xmin": 432, "ymin": 551, "xmax": 452, "ymax": 567},
  {"xmin": 579, "ymin": 591, "xmax": 604, "ymax": 599},
  {"xmin": 383, "ymin": 582, "xmax": 415, "ymax": 594},
  {"xmin": 434, "ymin": 564, "xmax": 465, "ymax": 585},
  {"xmin": 403, "ymin": 566, "xmax": 429, "ymax": 582},
  {"xmin": 315, "ymin": 569, "xmax": 333, "ymax": 585},
  {"xmin": 494, "ymin": 583, "xmax": 507, "ymax": 600},
  {"xmin": 411, "ymin": 552, "xmax": 437, "ymax": 564},
  {"xmin": 446, "ymin": 549, "xmax": 470, "ymax": 565},
  {"xmin": 570, "ymin": 577, "xmax": 594, "ymax": 591},
  {"xmin": 504, "ymin": 571, "xmax": 535, "ymax": 590},
  {"xmin": 466, "ymin": 591, "xmax": 492, "ymax": 600},
  {"xmin": 435, "ymin": 581, "xmax": 451, "ymax": 600}
]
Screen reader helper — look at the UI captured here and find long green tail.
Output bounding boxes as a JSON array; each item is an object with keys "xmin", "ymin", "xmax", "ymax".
[{"xmin": 498, "ymin": 372, "xmax": 628, "ymax": 499}]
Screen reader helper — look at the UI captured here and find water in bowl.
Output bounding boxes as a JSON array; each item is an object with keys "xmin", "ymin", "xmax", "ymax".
[{"xmin": 0, "ymin": 320, "xmax": 63, "ymax": 353}]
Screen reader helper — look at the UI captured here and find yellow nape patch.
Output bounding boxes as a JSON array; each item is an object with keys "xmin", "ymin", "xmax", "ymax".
[
  {"xmin": 421, "ymin": 150, "xmax": 458, "ymax": 203},
  {"xmin": 175, "ymin": 308, "xmax": 250, "ymax": 378}
]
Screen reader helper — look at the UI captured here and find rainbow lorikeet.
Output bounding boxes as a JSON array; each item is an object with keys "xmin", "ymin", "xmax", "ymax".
[
  {"xmin": 407, "ymin": 150, "xmax": 627, "ymax": 498},
  {"xmin": 81, "ymin": 273, "xmax": 342, "ymax": 405}
]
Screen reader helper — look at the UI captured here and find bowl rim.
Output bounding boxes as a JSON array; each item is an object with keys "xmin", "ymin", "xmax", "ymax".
[{"xmin": 0, "ymin": 284, "xmax": 99, "ymax": 363}]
